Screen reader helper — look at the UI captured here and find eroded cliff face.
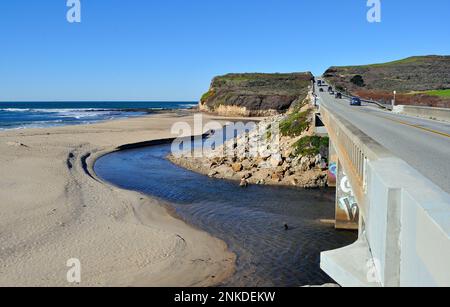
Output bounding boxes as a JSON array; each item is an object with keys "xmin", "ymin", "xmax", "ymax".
[{"xmin": 199, "ymin": 73, "xmax": 313, "ymax": 116}]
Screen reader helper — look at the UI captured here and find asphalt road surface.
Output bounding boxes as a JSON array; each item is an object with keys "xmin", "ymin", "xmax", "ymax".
[{"xmin": 315, "ymin": 81, "xmax": 450, "ymax": 194}]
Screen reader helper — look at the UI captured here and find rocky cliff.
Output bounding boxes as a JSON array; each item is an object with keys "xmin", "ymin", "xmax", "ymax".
[
  {"xmin": 323, "ymin": 55, "xmax": 450, "ymax": 108},
  {"xmin": 169, "ymin": 96, "xmax": 330, "ymax": 189},
  {"xmin": 199, "ymin": 72, "xmax": 313, "ymax": 116}
]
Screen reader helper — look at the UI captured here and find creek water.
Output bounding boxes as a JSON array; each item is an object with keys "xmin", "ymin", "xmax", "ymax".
[{"xmin": 94, "ymin": 142, "xmax": 357, "ymax": 286}]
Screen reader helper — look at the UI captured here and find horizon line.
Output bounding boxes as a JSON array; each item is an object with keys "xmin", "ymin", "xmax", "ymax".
[{"xmin": 0, "ymin": 100, "xmax": 198, "ymax": 103}]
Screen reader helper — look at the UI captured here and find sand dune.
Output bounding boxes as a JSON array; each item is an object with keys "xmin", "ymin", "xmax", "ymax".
[{"xmin": 0, "ymin": 112, "xmax": 236, "ymax": 287}]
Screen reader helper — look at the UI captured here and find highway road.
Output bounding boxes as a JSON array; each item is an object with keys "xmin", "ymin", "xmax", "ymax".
[{"xmin": 315, "ymin": 81, "xmax": 450, "ymax": 194}]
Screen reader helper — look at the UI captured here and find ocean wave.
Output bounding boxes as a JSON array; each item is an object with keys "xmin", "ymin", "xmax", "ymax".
[
  {"xmin": 0, "ymin": 108, "xmax": 33, "ymax": 112},
  {"xmin": 0, "ymin": 104, "xmax": 193, "ymax": 130},
  {"xmin": 0, "ymin": 108, "xmax": 118, "ymax": 119},
  {"xmin": 0, "ymin": 108, "xmax": 105, "ymax": 113},
  {"xmin": 57, "ymin": 110, "xmax": 114, "ymax": 119},
  {"xmin": 0, "ymin": 120, "xmax": 71, "ymax": 131}
]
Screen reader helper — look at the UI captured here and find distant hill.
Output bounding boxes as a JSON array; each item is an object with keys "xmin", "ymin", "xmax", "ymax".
[
  {"xmin": 323, "ymin": 56, "xmax": 450, "ymax": 108},
  {"xmin": 199, "ymin": 72, "xmax": 313, "ymax": 116}
]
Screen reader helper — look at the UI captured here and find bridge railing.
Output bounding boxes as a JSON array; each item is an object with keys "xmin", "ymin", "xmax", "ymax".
[
  {"xmin": 338, "ymin": 91, "xmax": 392, "ymax": 110},
  {"xmin": 319, "ymin": 103, "xmax": 390, "ymax": 215},
  {"xmin": 319, "ymin": 102, "xmax": 450, "ymax": 287}
]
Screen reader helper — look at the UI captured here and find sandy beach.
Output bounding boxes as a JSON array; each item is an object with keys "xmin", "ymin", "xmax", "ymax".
[{"xmin": 0, "ymin": 111, "xmax": 238, "ymax": 287}]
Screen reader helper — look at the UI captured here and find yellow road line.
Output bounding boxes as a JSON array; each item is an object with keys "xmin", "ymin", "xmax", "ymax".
[{"xmin": 372, "ymin": 113, "xmax": 450, "ymax": 139}]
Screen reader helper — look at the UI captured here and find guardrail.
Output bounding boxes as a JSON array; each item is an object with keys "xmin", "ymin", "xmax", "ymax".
[
  {"xmin": 318, "ymin": 78, "xmax": 392, "ymax": 110},
  {"xmin": 394, "ymin": 105, "xmax": 450, "ymax": 122},
  {"xmin": 338, "ymin": 92, "xmax": 392, "ymax": 110},
  {"xmin": 319, "ymin": 102, "xmax": 450, "ymax": 287}
]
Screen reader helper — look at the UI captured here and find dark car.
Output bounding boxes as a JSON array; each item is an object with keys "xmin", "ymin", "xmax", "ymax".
[
  {"xmin": 335, "ymin": 93, "xmax": 342, "ymax": 99},
  {"xmin": 319, "ymin": 88, "xmax": 324, "ymax": 92},
  {"xmin": 350, "ymin": 97, "xmax": 362, "ymax": 106}
]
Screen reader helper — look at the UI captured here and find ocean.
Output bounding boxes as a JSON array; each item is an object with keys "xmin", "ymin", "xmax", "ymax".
[{"xmin": 0, "ymin": 101, "xmax": 196, "ymax": 130}]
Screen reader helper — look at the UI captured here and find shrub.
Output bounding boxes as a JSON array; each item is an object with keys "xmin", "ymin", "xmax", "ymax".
[
  {"xmin": 350, "ymin": 75, "xmax": 365, "ymax": 87},
  {"xmin": 292, "ymin": 136, "xmax": 329, "ymax": 158},
  {"xmin": 200, "ymin": 90, "xmax": 215, "ymax": 103},
  {"xmin": 289, "ymin": 97, "xmax": 309, "ymax": 112},
  {"xmin": 279, "ymin": 109, "xmax": 311, "ymax": 137},
  {"xmin": 335, "ymin": 85, "xmax": 346, "ymax": 93}
]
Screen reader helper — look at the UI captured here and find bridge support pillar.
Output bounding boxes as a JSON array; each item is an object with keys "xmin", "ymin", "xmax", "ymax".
[
  {"xmin": 334, "ymin": 157, "xmax": 359, "ymax": 230},
  {"xmin": 327, "ymin": 140, "xmax": 337, "ymax": 188},
  {"xmin": 328, "ymin": 139, "xmax": 359, "ymax": 230}
]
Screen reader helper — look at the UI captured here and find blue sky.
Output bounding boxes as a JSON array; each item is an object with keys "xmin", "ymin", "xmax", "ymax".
[{"xmin": 1, "ymin": 0, "xmax": 449, "ymax": 101}]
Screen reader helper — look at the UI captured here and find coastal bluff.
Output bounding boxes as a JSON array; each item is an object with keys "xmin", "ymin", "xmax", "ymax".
[
  {"xmin": 324, "ymin": 55, "xmax": 450, "ymax": 108},
  {"xmin": 199, "ymin": 72, "xmax": 314, "ymax": 116}
]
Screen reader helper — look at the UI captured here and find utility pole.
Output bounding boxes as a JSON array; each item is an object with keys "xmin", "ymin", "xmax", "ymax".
[{"xmin": 392, "ymin": 90, "xmax": 397, "ymax": 109}]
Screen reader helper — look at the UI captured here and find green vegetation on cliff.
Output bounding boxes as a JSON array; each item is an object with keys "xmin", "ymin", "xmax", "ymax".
[
  {"xmin": 279, "ymin": 109, "xmax": 311, "ymax": 137},
  {"xmin": 420, "ymin": 89, "xmax": 450, "ymax": 98},
  {"xmin": 340, "ymin": 56, "xmax": 426, "ymax": 69},
  {"xmin": 292, "ymin": 136, "xmax": 329, "ymax": 158},
  {"xmin": 200, "ymin": 89, "xmax": 215, "ymax": 102},
  {"xmin": 200, "ymin": 72, "xmax": 313, "ymax": 115},
  {"xmin": 278, "ymin": 98, "xmax": 312, "ymax": 137}
]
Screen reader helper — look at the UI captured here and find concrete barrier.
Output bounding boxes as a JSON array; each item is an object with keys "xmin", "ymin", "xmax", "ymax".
[
  {"xmin": 320, "ymin": 103, "xmax": 450, "ymax": 287},
  {"xmin": 393, "ymin": 105, "xmax": 450, "ymax": 122},
  {"xmin": 365, "ymin": 157, "xmax": 450, "ymax": 286}
]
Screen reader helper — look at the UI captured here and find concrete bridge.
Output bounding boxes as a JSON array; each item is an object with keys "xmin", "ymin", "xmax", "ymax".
[{"xmin": 314, "ymin": 80, "xmax": 450, "ymax": 287}]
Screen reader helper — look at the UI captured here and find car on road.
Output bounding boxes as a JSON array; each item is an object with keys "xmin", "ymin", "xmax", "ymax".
[
  {"xmin": 350, "ymin": 97, "xmax": 362, "ymax": 106},
  {"xmin": 335, "ymin": 93, "xmax": 342, "ymax": 99},
  {"xmin": 319, "ymin": 88, "xmax": 324, "ymax": 92}
]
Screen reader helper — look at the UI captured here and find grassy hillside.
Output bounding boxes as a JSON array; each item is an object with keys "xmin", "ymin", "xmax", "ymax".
[
  {"xmin": 420, "ymin": 89, "xmax": 450, "ymax": 98},
  {"xmin": 323, "ymin": 55, "xmax": 450, "ymax": 107},
  {"xmin": 200, "ymin": 72, "xmax": 313, "ymax": 116}
]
